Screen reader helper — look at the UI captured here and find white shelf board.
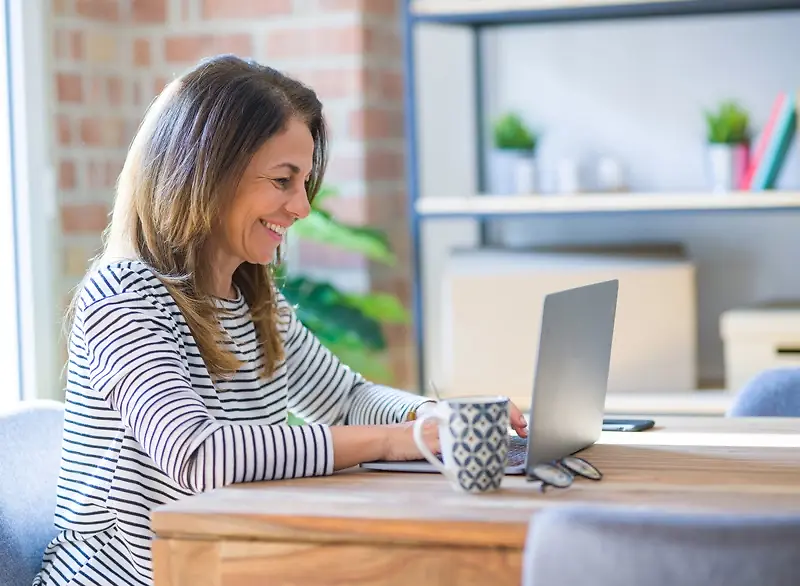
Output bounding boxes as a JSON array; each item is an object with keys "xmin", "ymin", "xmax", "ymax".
[{"xmin": 415, "ymin": 191, "xmax": 800, "ymax": 217}]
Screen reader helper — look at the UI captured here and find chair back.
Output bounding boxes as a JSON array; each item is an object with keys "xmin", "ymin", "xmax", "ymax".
[
  {"xmin": 727, "ymin": 367, "xmax": 800, "ymax": 417},
  {"xmin": 0, "ymin": 400, "xmax": 64, "ymax": 586},
  {"xmin": 522, "ymin": 504, "xmax": 800, "ymax": 586}
]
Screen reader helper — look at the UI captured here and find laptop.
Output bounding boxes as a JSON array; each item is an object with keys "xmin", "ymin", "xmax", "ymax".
[{"xmin": 361, "ymin": 278, "xmax": 619, "ymax": 477}]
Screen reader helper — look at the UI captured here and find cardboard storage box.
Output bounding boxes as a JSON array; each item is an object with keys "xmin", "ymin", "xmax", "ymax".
[
  {"xmin": 439, "ymin": 247, "xmax": 697, "ymax": 406},
  {"xmin": 720, "ymin": 302, "xmax": 800, "ymax": 391}
]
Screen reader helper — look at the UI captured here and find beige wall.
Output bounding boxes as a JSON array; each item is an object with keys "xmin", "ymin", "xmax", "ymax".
[{"xmin": 49, "ymin": 0, "xmax": 415, "ymax": 389}]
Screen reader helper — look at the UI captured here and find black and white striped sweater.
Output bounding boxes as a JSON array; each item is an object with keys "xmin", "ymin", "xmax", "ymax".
[{"xmin": 33, "ymin": 260, "xmax": 427, "ymax": 586}]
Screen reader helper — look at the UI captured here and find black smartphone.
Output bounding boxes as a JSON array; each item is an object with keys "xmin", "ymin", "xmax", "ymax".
[{"xmin": 602, "ymin": 418, "xmax": 655, "ymax": 432}]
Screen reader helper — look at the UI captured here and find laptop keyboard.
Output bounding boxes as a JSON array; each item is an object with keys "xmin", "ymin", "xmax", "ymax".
[{"xmin": 508, "ymin": 435, "xmax": 527, "ymax": 467}]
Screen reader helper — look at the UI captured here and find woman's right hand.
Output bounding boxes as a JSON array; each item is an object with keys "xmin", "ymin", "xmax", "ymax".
[{"xmin": 381, "ymin": 420, "xmax": 440, "ymax": 461}]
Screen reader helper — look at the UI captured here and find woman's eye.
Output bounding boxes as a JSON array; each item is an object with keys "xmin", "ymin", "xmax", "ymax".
[{"xmin": 272, "ymin": 178, "xmax": 291, "ymax": 189}]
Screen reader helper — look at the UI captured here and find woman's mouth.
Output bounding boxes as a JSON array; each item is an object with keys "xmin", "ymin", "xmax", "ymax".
[{"xmin": 260, "ymin": 219, "xmax": 287, "ymax": 241}]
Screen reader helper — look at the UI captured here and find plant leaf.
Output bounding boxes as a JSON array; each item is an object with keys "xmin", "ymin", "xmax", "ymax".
[
  {"xmin": 341, "ymin": 291, "xmax": 409, "ymax": 324},
  {"xmin": 292, "ymin": 209, "xmax": 396, "ymax": 265},
  {"xmin": 280, "ymin": 275, "xmax": 387, "ymax": 350},
  {"xmin": 312, "ymin": 184, "xmax": 338, "ymax": 206}
]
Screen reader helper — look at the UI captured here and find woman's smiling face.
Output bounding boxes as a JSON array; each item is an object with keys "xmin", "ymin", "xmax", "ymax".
[{"xmin": 209, "ymin": 117, "xmax": 314, "ymax": 292}]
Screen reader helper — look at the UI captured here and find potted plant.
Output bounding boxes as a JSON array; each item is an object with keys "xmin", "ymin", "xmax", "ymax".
[
  {"xmin": 275, "ymin": 186, "xmax": 409, "ymax": 424},
  {"xmin": 486, "ymin": 112, "xmax": 539, "ymax": 248},
  {"xmin": 488, "ymin": 112, "xmax": 538, "ymax": 195},
  {"xmin": 704, "ymin": 100, "xmax": 750, "ymax": 192}
]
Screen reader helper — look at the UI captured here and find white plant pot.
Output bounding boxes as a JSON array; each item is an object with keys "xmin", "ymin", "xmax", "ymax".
[
  {"xmin": 486, "ymin": 149, "xmax": 538, "ymax": 249},
  {"xmin": 487, "ymin": 149, "xmax": 537, "ymax": 195},
  {"xmin": 707, "ymin": 143, "xmax": 749, "ymax": 192}
]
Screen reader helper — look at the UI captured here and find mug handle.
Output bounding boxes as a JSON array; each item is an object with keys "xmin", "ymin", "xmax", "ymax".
[{"xmin": 412, "ymin": 405, "xmax": 457, "ymax": 484}]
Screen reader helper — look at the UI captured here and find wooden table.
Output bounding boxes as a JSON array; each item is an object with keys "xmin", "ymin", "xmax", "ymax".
[{"xmin": 151, "ymin": 417, "xmax": 800, "ymax": 586}]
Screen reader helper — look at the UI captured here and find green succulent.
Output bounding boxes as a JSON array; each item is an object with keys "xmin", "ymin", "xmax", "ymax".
[
  {"xmin": 705, "ymin": 100, "xmax": 750, "ymax": 145},
  {"xmin": 493, "ymin": 112, "xmax": 537, "ymax": 151}
]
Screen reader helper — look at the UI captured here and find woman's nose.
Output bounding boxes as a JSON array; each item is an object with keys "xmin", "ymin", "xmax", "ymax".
[{"xmin": 286, "ymin": 185, "xmax": 311, "ymax": 220}]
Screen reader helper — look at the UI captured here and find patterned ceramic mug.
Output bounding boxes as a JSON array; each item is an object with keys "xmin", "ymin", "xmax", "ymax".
[{"xmin": 412, "ymin": 395, "xmax": 510, "ymax": 493}]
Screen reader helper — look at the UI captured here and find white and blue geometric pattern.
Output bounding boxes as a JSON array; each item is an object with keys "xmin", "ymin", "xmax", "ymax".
[{"xmin": 446, "ymin": 398, "xmax": 509, "ymax": 493}]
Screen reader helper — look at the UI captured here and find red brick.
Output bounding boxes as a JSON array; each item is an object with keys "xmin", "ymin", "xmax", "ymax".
[
  {"xmin": 380, "ymin": 70, "xmax": 403, "ymax": 101},
  {"xmin": 133, "ymin": 38, "xmax": 150, "ymax": 67},
  {"xmin": 56, "ymin": 73, "xmax": 83, "ymax": 103},
  {"xmin": 365, "ymin": 27, "xmax": 401, "ymax": 58},
  {"xmin": 70, "ymin": 31, "xmax": 85, "ymax": 60},
  {"xmin": 56, "ymin": 115, "xmax": 72, "ymax": 145},
  {"xmin": 366, "ymin": 189, "xmax": 406, "ymax": 227},
  {"xmin": 388, "ymin": 343, "xmax": 415, "ymax": 389},
  {"xmin": 61, "ymin": 203, "xmax": 110, "ymax": 234},
  {"xmin": 79, "ymin": 118, "xmax": 102, "ymax": 146},
  {"xmin": 108, "ymin": 77, "xmax": 124, "ymax": 106},
  {"xmin": 58, "ymin": 160, "xmax": 77, "ymax": 190},
  {"xmin": 153, "ymin": 76, "xmax": 169, "ymax": 95},
  {"xmin": 349, "ymin": 107, "xmax": 403, "ymax": 140},
  {"xmin": 75, "ymin": 0, "xmax": 119, "ymax": 21},
  {"xmin": 80, "ymin": 117, "xmax": 127, "ymax": 147},
  {"xmin": 384, "ymin": 322, "xmax": 412, "ymax": 351},
  {"xmin": 292, "ymin": 68, "xmax": 362, "ymax": 100},
  {"xmin": 318, "ymin": 0, "xmax": 397, "ymax": 15},
  {"xmin": 317, "ymin": 0, "xmax": 360, "ymax": 10},
  {"xmin": 132, "ymin": 0, "xmax": 167, "ymax": 22},
  {"xmin": 164, "ymin": 34, "xmax": 253, "ymax": 63},
  {"xmin": 364, "ymin": 149, "xmax": 404, "ymax": 181},
  {"xmin": 320, "ymin": 25, "xmax": 365, "ymax": 54},
  {"xmin": 202, "ymin": 0, "xmax": 292, "ymax": 18},
  {"xmin": 266, "ymin": 25, "xmax": 364, "ymax": 59}
]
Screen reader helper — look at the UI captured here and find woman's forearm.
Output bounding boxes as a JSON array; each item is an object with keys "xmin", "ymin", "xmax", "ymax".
[{"xmin": 329, "ymin": 425, "xmax": 388, "ymax": 470}]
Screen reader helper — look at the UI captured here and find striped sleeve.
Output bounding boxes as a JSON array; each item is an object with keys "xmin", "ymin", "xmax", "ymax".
[
  {"xmin": 282, "ymin": 299, "xmax": 431, "ymax": 426},
  {"xmin": 78, "ymin": 290, "xmax": 334, "ymax": 492}
]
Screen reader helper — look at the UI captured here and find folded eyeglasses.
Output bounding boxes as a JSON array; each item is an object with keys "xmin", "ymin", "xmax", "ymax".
[{"xmin": 527, "ymin": 455, "xmax": 602, "ymax": 492}]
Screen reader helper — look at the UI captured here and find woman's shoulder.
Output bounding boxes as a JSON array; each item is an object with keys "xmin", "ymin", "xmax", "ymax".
[{"xmin": 74, "ymin": 258, "xmax": 177, "ymax": 316}]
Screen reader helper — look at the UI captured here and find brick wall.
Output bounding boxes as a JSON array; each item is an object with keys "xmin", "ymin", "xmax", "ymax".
[{"xmin": 51, "ymin": 0, "xmax": 415, "ymax": 388}]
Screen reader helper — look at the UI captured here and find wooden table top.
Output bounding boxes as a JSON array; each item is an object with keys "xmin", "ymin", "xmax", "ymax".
[{"xmin": 152, "ymin": 417, "xmax": 800, "ymax": 550}]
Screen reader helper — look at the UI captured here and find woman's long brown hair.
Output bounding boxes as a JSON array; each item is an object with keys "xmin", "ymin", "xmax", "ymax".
[{"xmin": 66, "ymin": 55, "xmax": 328, "ymax": 380}]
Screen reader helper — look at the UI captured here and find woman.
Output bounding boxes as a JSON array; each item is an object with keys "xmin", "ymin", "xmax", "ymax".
[{"xmin": 34, "ymin": 55, "xmax": 527, "ymax": 586}]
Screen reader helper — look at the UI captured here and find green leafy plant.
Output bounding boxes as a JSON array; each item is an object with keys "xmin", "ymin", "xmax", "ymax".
[
  {"xmin": 705, "ymin": 100, "xmax": 750, "ymax": 144},
  {"xmin": 492, "ymin": 112, "xmax": 537, "ymax": 151},
  {"xmin": 275, "ymin": 186, "xmax": 409, "ymax": 387}
]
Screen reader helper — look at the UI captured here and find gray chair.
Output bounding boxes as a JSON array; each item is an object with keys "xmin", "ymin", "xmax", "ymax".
[
  {"xmin": 522, "ymin": 504, "xmax": 800, "ymax": 586},
  {"xmin": 0, "ymin": 400, "xmax": 64, "ymax": 586},
  {"xmin": 727, "ymin": 367, "xmax": 800, "ymax": 417}
]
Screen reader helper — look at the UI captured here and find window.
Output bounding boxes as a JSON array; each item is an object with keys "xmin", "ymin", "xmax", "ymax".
[
  {"xmin": 1, "ymin": 0, "xmax": 58, "ymax": 406},
  {"xmin": 0, "ymin": 0, "xmax": 21, "ymax": 405}
]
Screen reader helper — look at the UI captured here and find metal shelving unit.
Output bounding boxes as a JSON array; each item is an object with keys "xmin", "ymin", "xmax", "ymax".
[{"xmin": 401, "ymin": 0, "xmax": 800, "ymax": 392}]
